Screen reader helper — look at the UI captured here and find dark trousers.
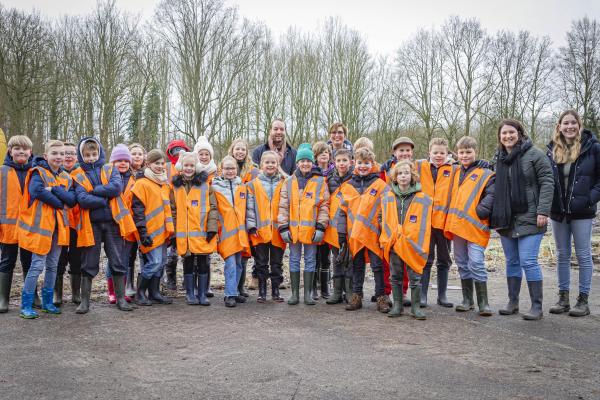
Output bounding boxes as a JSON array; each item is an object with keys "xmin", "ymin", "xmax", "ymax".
[
  {"xmin": 390, "ymin": 253, "xmax": 421, "ymax": 288},
  {"xmin": 183, "ymin": 254, "xmax": 210, "ymax": 275},
  {"xmin": 352, "ymin": 248, "xmax": 384, "ymax": 296},
  {"xmin": 424, "ymin": 228, "xmax": 452, "ymax": 272},
  {"xmin": 331, "ymin": 247, "xmax": 353, "ymax": 278},
  {"xmin": 316, "ymin": 243, "xmax": 330, "ymax": 273},
  {"xmin": 251, "ymin": 243, "xmax": 284, "ymax": 286},
  {"xmin": 81, "ymin": 221, "xmax": 125, "ymax": 277},
  {"xmin": 0, "ymin": 243, "xmax": 32, "ymax": 274},
  {"xmin": 57, "ymin": 228, "xmax": 82, "ymax": 275}
]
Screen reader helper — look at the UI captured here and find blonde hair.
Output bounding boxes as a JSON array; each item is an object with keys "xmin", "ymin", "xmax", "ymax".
[
  {"xmin": 220, "ymin": 155, "xmax": 238, "ymax": 172},
  {"xmin": 260, "ymin": 151, "xmax": 288, "ymax": 177},
  {"xmin": 128, "ymin": 143, "xmax": 146, "ymax": 154},
  {"xmin": 456, "ymin": 136, "xmax": 477, "ymax": 151},
  {"xmin": 354, "ymin": 137, "xmax": 374, "ymax": 152},
  {"xmin": 45, "ymin": 140, "xmax": 64, "ymax": 153},
  {"xmin": 227, "ymin": 139, "xmax": 253, "ymax": 178},
  {"xmin": 429, "ymin": 137, "xmax": 448, "ymax": 150},
  {"xmin": 7, "ymin": 135, "xmax": 33, "ymax": 150},
  {"xmin": 354, "ymin": 147, "xmax": 375, "ymax": 162},
  {"xmin": 552, "ymin": 110, "xmax": 582, "ymax": 164},
  {"xmin": 312, "ymin": 141, "xmax": 331, "ymax": 160},
  {"xmin": 389, "ymin": 160, "xmax": 419, "ymax": 186}
]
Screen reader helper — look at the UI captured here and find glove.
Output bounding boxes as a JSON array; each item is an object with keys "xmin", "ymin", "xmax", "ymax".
[
  {"xmin": 140, "ymin": 235, "xmax": 153, "ymax": 247},
  {"xmin": 206, "ymin": 231, "xmax": 216, "ymax": 242},
  {"xmin": 248, "ymin": 227, "xmax": 258, "ymax": 236},
  {"xmin": 338, "ymin": 233, "xmax": 347, "ymax": 246},
  {"xmin": 312, "ymin": 230, "xmax": 324, "ymax": 244},
  {"xmin": 280, "ymin": 229, "xmax": 292, "ymax": 244}
]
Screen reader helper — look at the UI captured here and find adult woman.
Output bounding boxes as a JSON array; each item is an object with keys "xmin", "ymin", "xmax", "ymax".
[
  {"xmin": 326, "ymin": 122, "xmax": 353, "ymax": 157},
  {"xmin": 546, "ymin": 110, "xmax": 600, "ymax": 317},
  {"xmin": 491, "ymin": 119, "xmax": 554, "ymax": 320}
]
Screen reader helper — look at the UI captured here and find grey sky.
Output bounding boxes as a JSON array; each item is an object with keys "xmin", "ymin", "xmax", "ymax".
[{"xmin": 3, "ymin": 0, "xmax": 600, "ymax": 56}]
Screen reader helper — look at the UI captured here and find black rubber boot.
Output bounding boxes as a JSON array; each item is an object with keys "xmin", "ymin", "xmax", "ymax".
[
  {"xmin": 197, "ymin": 274, "xmax": 210, "ymax": 306},
  {"xmin": 271, "ymin": 280, "xmax": 284, "ymax": 302},
  {"xmin": 410, "ymin": 285, "xmax": 426, "ymax": 320},
  {"xmin": 206, "ymin": 269, "xmax": 214, "ymax": 298},
  {"xmin": 499, "ymin": 276, "xmax": 521, "ymax": 315},
  {"xmin": 436, "ymin": 266, "xmax": 453, "ymax": 307},
  {"xmin": 569, "ymin": 293, "xmax": 590, "ymax": 317},
  {"xmin": 326, "ymin": 277, "xmax": 344, "ymax": 304},
  {"xmin": 148, "ymin": 276, "xmax": 172, "ymax": 304},
  {"xmin": 162, "ymin": 253, "xmax": 178, "ymax": 290},
  {"xmin": 320, "ymin": 270, "xmax": 330, "ymax": 299},
  {"xmin": 135, "ymin": 275, "xmax": 152, "ymax": 306},
  {"xmin": 312, "ymin": 268, "xmax": 320, "ymax": 301},
  {"xmin": 474, "ymin": 281, "xmax": 492, "ymax": 316},
  {"xmin": 388, "ymin": 283, "xmax": 403, "ymax": 318},
  {"xmin": 238, "ymin": 260, "xmax": 249, "ymax": 297},
  {"xmin": 113, "ymin": 275, "xmax": 133, "ymax": 311},
  {"xmin": 257, "ymin": 277, "xmax": 267, "ymax": 303},
  {"xmin": 455, "ymin": 278, "xmax": 475, "ymax": 312},
  {"xmin": 549, "ymin": 290, "xmax": 570, "ymax": 314},
  {"xmin": 288, "ymin": 271, "xmax": 300, "ymax": 305},
  {"xmin": 70, "ymin": 274, "xmax": 81, "ymax": 304},
  {"xmin": 76, "ymin": 275, "xmax": 93, "ymax": 314},
  {"xmin": 420, "ymin": 265, "xmax": 431, "ymax": 308},
  {"xmin": 53, "ymin": 273, "xmax": 64, "ymax": 306},
  {"xmin": 0, "ymin": 271, "xmax": 12, "ymax": 313},
  {"xmin": 523, "ymin": 280, "xmax": 543, "ymax": 320},
  {"xmin": 304, "ymin": 271, "xmax": 316, "ymax": 305},
  {"xmin": 184, "ymin": 274, "xmax": 199, "ymax": 305}
]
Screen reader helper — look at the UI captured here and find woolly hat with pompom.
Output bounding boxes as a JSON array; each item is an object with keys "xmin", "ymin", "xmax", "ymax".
[{"xmin": 193, "ymin": 136, "xmax": 214, "ymax": 158}]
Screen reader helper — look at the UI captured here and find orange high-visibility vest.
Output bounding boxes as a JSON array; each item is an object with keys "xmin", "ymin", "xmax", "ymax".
[
  {"xmin": 444, "ymin": 168, "xmax": 494, "ymax": 247},
  {"xmin": 17, "ymin": 167, "xmax": 71, "ymax": 254},
  {"xmin": 338, "ymin": 178, "xmax": 388, "ymax": 258},
  {"xmin": 173, "ymin": 182, "xmax": 216, "ymax": 256},
  {"xmin": 71, "ymin": 164, "xmax": 137, "ymax": 247},
  {"xmin": 132, "ymin": 178, "xmax": 174, "ymax": 253},
  {"xmin": 416, "ymin": 160, "xmax": 458, "ymax": 230},
  {"xmin": 166, "ymin": 162, "xmax": 178, "ymax": 186},
  {"xmin": 380, "ymin": 190, "xmax": 433, "ymax": 274},
  {"xmin": 286, "ymin": 174, "xmax": 328, "ymax": 244},
  {"xmin": 324, "ymin": 185, "xmax": 343, "ymax": 248},
  {"xmin": 0, "ymin": 165, "xmax": 23, "ymax": 244},
  {"xmin": 123, "ymin": 174, "xmax": 136, "ymax": 242},
  {"xmin": 246, "ymin": 177, "xmax": 286, "ymax": 249},
  {"xmin": 241, "ymin": 166, "xmax": 260, "ymax": 184},
  {"xmin": 214, "ymin": 184, "xmax": 249, "ymax": 259}
]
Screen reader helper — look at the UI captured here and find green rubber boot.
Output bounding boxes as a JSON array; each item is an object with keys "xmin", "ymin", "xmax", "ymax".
[
  {"xmin": 455, "ymin": 278, "xmax": 475, "ymax": 312},
  {"xmin": 410, "ymin": 285, "xmax": 426, "ymax": 320},
  {"xmin": 287, "ymin": 272, "xmax": 300, "ymax": 305},
  {"xmin": 388, "ymin": 283, "xmax": 403, "ymax": 318},
  {"xmin": 326, "ymin": 277, "xmax": 344, "ymax": 304},
  {"xmin": 474, "ymin": 281, "xmax": 493, "ymax": 316},
  {"xmin": 303, "ymin": 271, "xmax": 316, "ymax": 305}
]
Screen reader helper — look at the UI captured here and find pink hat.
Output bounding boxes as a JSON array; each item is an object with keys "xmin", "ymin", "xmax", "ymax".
[{"xmin": 110, "ymin": 144, "xmax": 132, "ymax": 163}]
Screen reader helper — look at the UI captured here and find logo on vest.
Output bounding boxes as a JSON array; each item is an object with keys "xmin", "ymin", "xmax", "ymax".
[
  {"xmin": 336, "ymin": 191, "xmax": 342, "ymax": 198},
  {"xmin": 409, "ymin": 215, "xmax": 418, "ymax": 223},
  {"xmin": 191, "ymin": 200, "xmax": 199, "ymax": 207},
  {"xmin": 305, "ymin": 192, "xmax": 313, "ymax": 199},
  {"xmin": 369, "ymin": 188, "xmax": 378, "ymax": 196},
  {"xmin": 470, "ymin": 174, "xmax": 478, "ymax": 181},
  {"xmin": 239, "ymin": 192, "xmax": 245, "ymax": 199},
  {"xmin": 443, "ymin": 170, "xmax": 450, "ymax": 177}
]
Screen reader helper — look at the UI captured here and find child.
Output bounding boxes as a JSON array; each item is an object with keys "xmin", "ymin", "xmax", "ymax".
[
  {"xmin": 278, "ymin": 143, "xmax": 329, "ymax": 305},
  {"xmin": 444, "ymin": 136, "xmax": 495, "ymax": 316},
  {"xmin": 125, "ymin": 143, "xmax": 146, "ymax": 296},
  {"xmin": 212, "ymin": 156, "xmax": 249, "ymax": 307},
  {"xmin": 381, "ymin": 137, "xmax": 415, "ymax": 182},
  {"xmin": 0, "ymin": 135, "xmax": 34, "ymax": 313},
  {"xmin": 324, "ymin": 148, "xmax": 354, "ymax": 304},
  {"xmin": 18, "ymin": 140, "xmax": 77, "ymax": 318},
  {"xmin": 131, "ymin": 149, "xmax": 174, "ymax": 306},
  {"xmin": 246, "ymin": 151, "xmax": 287, "ymax": 303},
  {"xmin": 72, "ymin": 137, "xmax": 137, "ymax": 314},
  {"xmin": 171, "ymin": 151, "xmax": 217, "ymax": 306},
  {"xmin": 415, "ymin": 138, "xmax": 458, "ymax": 308},
  {"xmin": 380, "ymin": 160, "xmax": 433, "ymax": 320},
  {"xmin": 129, "ymin": 143, "xmax": 146, "ymax": 175}
]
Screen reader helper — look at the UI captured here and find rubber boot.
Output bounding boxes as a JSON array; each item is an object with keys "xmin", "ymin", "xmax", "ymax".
[
  {"xmin": 568, "ymin": 293, "xmax": 590, "ymax": 317},
  {"xmin": 197, "ymin": 273, "xmax": 210, "ymax": 306},
  {"xmin": 125, "ymin": 263, "xmax": 136, "ymax": 297},
  {"xmin": 20, "ymin": 291, "xmax": 38, "ymax": 319},
  {"xmin": 549, "ymin": 290, "xmax": 570, "ymax": 314},
  {"xmin": 522, "ymin": 280, "xmax": 543, "ymax": 320},
  {"xmin": 163, "ymin": 253, "xmax": 178, "ymax": 290},
  {"xmin": 41, "ymin": 287, "xmax": 61, "ymax": 314},
  {"xmin": 326, "ymin": 277, "xmax": 344, "ymax": 304},
  {"xmin": 148, "ymin": 276, "xmax": 172, "ymax": 304},
  {"xmin": 345, "ymin": 293, "xmax": 363, "ymax": 311},
  {"xmin": 343, "ymin": 277, "xmax": 353, "ymax": 303},
  {"xmin": 106, "ymin": 277, "xmax": 116, "ymax": 304},
  {"xmin": 388, "ymin": 284, "xmax": 403, "ymax": 318},
  {"xmin": 436, "ymin": 267, "xmax": 453, "ymax": 307},
  {"xmin": 0, "ymin": 271, "xmax": 12, "ymax": 313},
  {"xmin": 312, "ymin": 269, "xmax": 320, "ymax": 301},
  {"xmin": 499, "ymin": 276, "xmax": 521, "ymax": 315},
  {"xmin": 455, "ymin": 278, "xmax": 475, "ymax": 312},
  {"xmin": 70, "ymin": 274, "xmax": 81, "ymax": 304},
  {"xmin": 53, "ymin": 274, "xmax": 64, "ymax": 306},
  {"xmin": 420, "ymin": 266, "xmax": 431, "ymax": 308},
  {"xmin": 257, "ymin": 277, "xmax": 267, "ymax": 303},
  {"xmin": 303, "ymin": 271, "xmax": 316, "ymax": 305},
  {"xmin": 474, "ymin": 281, "xmax": 492, "ymax": 316},
  {"xmin": 287, "ymin": 271, "xmax": 300, "ymax": 305},
  {"xmin": 320, "ymin": 270, "xmax": 330, "ymax": 299},
  {"xmin": 135, "ymin": 275, "xmax": 152, "ymax": 306},
  {"xmin": 184, "ymin": 274, "xmax": 199, "ymax": 305},
  {"xmin": 76, "ymin": 275, "xmax": 93, "ymax": 314},
  {"xmin": 271, "ymin": 279, "xmax": 284, "ymax": 302},
  {"xmin": 206, "ymin": 269, "xmax": 214, "ymax": 298},
  {"xmin": 410, "ymin": 285, "xmax": 426, "ymax": 320},
  {"xmin": 111, "ymin": 275, "xmax": 132, "ymax": 311},
  {"xmin": 238, "ymin": 261, "xmax": 249, "ymax": 297},
  {"xmin": 123, "ymin": 276, "xmax": 133, "ymax": 303}
]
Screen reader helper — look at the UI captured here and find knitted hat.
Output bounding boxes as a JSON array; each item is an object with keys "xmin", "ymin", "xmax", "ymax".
[
  {"xmin": 193, "ymin": 136, "xmax": 214, "ymax": 158},
  {"xmin": 392, "ymin": 137, "xmax": 415, "ymax": 150},
  {"xmin": 146, "ymin": 149, "xmax": 165, "ymax": 165},
  {"xmin": 296, "ymin": 143, "xmax": 315, "ymax": 163},
  {"xmin": 109, "ymin": 144, "xmax": 132, "ymax": 163}
]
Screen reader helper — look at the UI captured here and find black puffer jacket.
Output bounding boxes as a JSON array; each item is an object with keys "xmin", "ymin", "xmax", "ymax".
[{"xmin": 547, "ymin": 129, "xmax": 600, "ymax": 222}]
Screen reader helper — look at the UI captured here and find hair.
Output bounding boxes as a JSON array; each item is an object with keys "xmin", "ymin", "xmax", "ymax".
[
  {"xmin": 179, "ymin": 152, "xmax": 199, "ymax": 166},
  {"xmin": 45, "ymin": 140, "xmax": 64, "ymax": 153},
  {"xmin": 270, "ymin": 118, "xmax": 287, "ymax": 131},
  {"xmin": 312, "ymin": 141, "xmax": 331, "ymax": 160},
  {"xmin": 334, "ymin": 148, "xmax": 353, "ymax": 160},
  {"xmin": 128, "ymin": 142, "xmax": 147, "ymax": 154},
  {"xmin": 328, "ymin": 122, "xmax": 347, "ymax": 136},
  {"xmin": 146, "ymin": 149, "xmax": 165, "ymax": 165},
  {"xmin": 456, "ymin": 136, "xmax": 478, "ymax": 151},
  {"xmin": 552, "ymin": 109, "xmax": 583, "ymax": 164},
  {"xmin": 82, "ymin": 140, "xmax": 99, "ymax": 153},
  {"xmin": 227, "ymin": 138, "xmax": 253, "ymax": 178},
  {"xmin": 497, "ymin": 119, "xmax": 528, "ymax": 150},
  {"xmin": 220, "ymin": 155, "xmax": 238, "ymax": 172},
  {"xmin": 63, "ymin": 142, "xmax": 76, "ymax": 148},
  {"xmin": 389, "ymin": 159, "xmax": 419, "ymax": 186},
  {"xmin": 354, "ymin": 147, "xmax": 375, "ymax": 162},
  {"xmin": 353, "ymin": 137, "xmax": 374, "ymax": 152},
  {"xmin": 7, "ymin": 135, "xmax": 33, "ymax": 150},
  {"xmin": 259, "ymin": 150, "xmax": 288, "ymax": 177},
  {"xmin": 429, "ymin": 137, "xmax": 449, "ymax": 150}
]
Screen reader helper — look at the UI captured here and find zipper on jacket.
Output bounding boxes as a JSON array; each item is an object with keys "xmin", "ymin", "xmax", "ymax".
[
  {"xmin": 229, "ymin": 180, "xmax": 235, "ymax": 206},
  {"xmin": 566, "ymin": 158, "xmax": 579, "ymax": 214}
]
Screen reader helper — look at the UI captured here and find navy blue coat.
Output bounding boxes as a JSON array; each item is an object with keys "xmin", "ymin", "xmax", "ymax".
[
  {"xmin": 252, "ymin": 142, "xmax": 297, "ymax": 176},
  {"xmin": 3, "ymin": 152, "xmax": 33, "ymax": 192},
  {"xmin": 28, "ymin": 157, "xmax": 77, "ymax": 209}
]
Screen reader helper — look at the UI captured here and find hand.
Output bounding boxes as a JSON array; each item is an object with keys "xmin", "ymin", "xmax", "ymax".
[
  {"xmin": 312, "ymin": 230, "xmax": 324, "ymax": 244},
  {"xmin": 140, "ymin": 236, "xmax": 153, "ymax": 247},
  {"xmin": 537, "ymin": 215, "xmax": 548, "ymax": 228},
  {"xmin": 206, "ymin": 231, "xmax": 216, "ymax": 242},
  {"xmin": 45, "ymin": 186, "xmax": 53, "ymax": 192},
  {"xmin": 280, "ymin": 230, "xmax": 292, "ymax": 244}
]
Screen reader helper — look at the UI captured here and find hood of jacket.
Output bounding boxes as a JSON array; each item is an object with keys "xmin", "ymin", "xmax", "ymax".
[
  {"xmin": 166, "ymin": 139, "xmax": 190, "ymax": 165},
  {"xmin": 77, "ymin": 137, "xmax": 106, "ymax": 171}
]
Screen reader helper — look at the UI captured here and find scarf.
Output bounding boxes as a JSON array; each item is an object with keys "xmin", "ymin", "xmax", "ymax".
[
  {"xmin": 490, "ymin": 140, "xmax": 532, "ymax": 229},
  {"xmin": 268, "ymin": 136, "xmax": 287, "ymax": 162},
  {"xmin": 197, "ymin": 159, "xmax": 217, "ymax": 175},
  {"xmin": 144, "ymin": 167, "xmax": 168, "ymax": 185}
]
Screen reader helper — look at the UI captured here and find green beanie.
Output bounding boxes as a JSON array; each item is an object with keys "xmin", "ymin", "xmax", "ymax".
[{"xmin": 295, "ymin": 143, "xmax": 315, "ymax": 163}]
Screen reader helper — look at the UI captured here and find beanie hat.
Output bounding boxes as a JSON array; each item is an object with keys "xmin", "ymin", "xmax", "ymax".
[
  {"xmin": 296, "ymin": 143, "xmax": 315, "ymax": 163},
  {"xmin": 193, "ymin": 136, "xmax": 214, "ymax": 159},
  {"xmin": 146, "ymin": 149, "xmax": 165, "ymax": 165},
  {"xmin": 109, "ymin": 144, "xmax": 132, "ymax": 163},
  {"xmin": 166, "ymin": 139, "xmax": 190, "ymax": 164}
]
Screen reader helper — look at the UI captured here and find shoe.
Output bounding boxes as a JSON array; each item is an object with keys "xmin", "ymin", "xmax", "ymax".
[
  {"xmin": 303, "ymin": 271, "xmax": 316, "ymax": 305},
  {"xmin": 235, "ymin": 295, "xmax": 247, "ymax": 303},
  {"xmin": 20, "ymin": 292, "xmax": 39, "ymax": 319},
  {"xmin": 70, "ymin": 274, "xmax": 81, "ymax": 304},
  {"xmin": 53, "ymin": 274, "xmax": 64, "ymax": 306},
  {"xmin": 320, "ymin": 270, "xmax": 330, "ymax": 299},
  {"xmin": 113, "ymin": 275, "xmax": 133, "ymax": 311},
  {"xmin": 76, "ymin": 275, "xmax": 93, "ymax": 314},
  {"xmin": 522, "ymin": 280, "xmax": 543, "ymax": 320},
  {"xmin": 377, "ymin": 295, "xmax": 391, "ymax": 313},
  {"xmin": 410, "ymin": 285, "xmax": 426, "ymax": 320},
  {"xmin": 148, "ymin": 276, "xmax": 173, "ymax": 304},
  {"xmin": 107, "ymin": 277, "xmax": 117, "ymax": 304},
  {"xmin": 326, "ymin": 277, "xmax": 344, "ymax": 304},
  {"xmin": 135, "ymin": 275, "xmax": 153, "ymax": 306},
  {"xmin": 420, "ymin": 266, "xmax": 431, "ymax": 308},
  {"xmin": 197, "ymin": 274, "xmax": 210, "ymax": 306},
  {"xmin": 257, "ymin": 277, "xmax": 267, "ymax": 303},
  {"xmin": 474, "ymin": 281, "xmax": 492, "ymax": 316},
  {"xmin": 388, "ymin": 284, "xmax": 403, "ymax": 318},
  {"xmin": 345, "ymin": 293, "xmax": 363, "ymax": 311},
  {"xmin": 287, "ymin": 272, "xmax": 300, "ymax": 305},
  {"xmin": 455, "ymin": 278, "xmax": 475, "ymax": 312},
  {"xmin": 224, "ymin": 296, "xmax": 236, "ymax": 308},
  {"xmin": 549, "ymin": 290, "xmax": 570, "ymax": 314},
  {"xmin": 499, "ymin": 276, "xmax": 521, "ymax": 315},
  {"xmin": 184, "ymin": 274, "xmax": 199, "ymax": 305},
  {"xmin": 271, "ymin": 282, "xmax": 284, "ymax": 302},
  {"xmin": 436, "ymin": 267, "xmax": 453, "ymax": 307},
  {"xmin": 0, "ymin": 271, "xmax": 12, "ymax": 313},
  {"xmin": 568, "ymin": 293, "xmax": 590, "ymax": 317},
  {"xmin": 41, "ymin": 287, "xmax": 61, "ymax": 314}
]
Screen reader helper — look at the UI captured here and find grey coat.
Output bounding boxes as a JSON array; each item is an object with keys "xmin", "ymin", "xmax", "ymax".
[{"xmin": 496, "ymin": 145, "xmax": 554, "ymax": 238}]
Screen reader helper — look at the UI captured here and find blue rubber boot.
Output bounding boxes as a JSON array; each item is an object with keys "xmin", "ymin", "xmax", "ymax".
[
  {"xmin": 20, "ymin": 292, "xmax": 39, "ymax": 319},
  {"xmin": 41, "ymin": 288, "xmax": 61, "ymax": 314}
]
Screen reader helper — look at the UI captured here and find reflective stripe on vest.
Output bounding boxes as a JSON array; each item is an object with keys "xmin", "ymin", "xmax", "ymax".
[
  {"xmin": 174, "ymin": 182, "xmax": 215, "ymax": 256},
  {"xmin": 286, "ymin": 175, "xmax": 326, "ymax": 244},
  {"xmin": 247, "ymin": 178, "xmax": 285, "ymax": 249},
  {"xmin": 0, "ymin": 166, "xmax": 21, "ymax": 243}
]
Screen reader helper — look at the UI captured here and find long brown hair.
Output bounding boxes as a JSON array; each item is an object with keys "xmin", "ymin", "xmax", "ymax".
[{"xmin": 552, "ymin": 110, "xmax": 583, "ymax": 163}]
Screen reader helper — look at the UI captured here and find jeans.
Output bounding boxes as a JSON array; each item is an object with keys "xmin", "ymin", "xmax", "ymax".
[
  {"xmin": 81, "ymin": 221, "xmax": 125, "ymax": 277},
  {"xmin": 141, "ymin": 244, "xmax": 167, "ymax": 279},
  {"xmin": 352, "ymin": 248, "xmax": 384, "ymax": 296},
  {"xmin": 453, "ymin": 236, "xmax": 487, "ymax": 282},
  {"xmin": 500, "ymin": 233, "xmax": 543, "ymax": 281},
  {"xmin": 551, "ymin": 218, "xmax": 594, "ymax": 294},
  {"xmin": 57, "ymin": 228, "xmax": 81, "ymax": 275},
  {"xmin": 223, "ymin": 252, "xmax": 242, "ymax": 297},
  {"xmin": 23, "ymin": 232, "xmax": 62, "ymax": 293},
  {"xmin": 251, "ymin": 243, "xmax": 284, "ymax": 286},
  {"xmin": 105, "ymin": 240, "xmax": 133, "ymax": 279},
  {"xmin": 0, "ymin": 243, "xmax": 32, "ymax": 274},
  {"xmin": 289, "ymin": 243, "xmax": 316, "ymax": 273}
]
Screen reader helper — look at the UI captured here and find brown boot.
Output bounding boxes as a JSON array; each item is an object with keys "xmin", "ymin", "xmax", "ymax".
[
  {"xmin": 377, "ymin": 295, "xmax": 391, "ymax": 313},
  {"xmin": 345, "ymin": 293, "xmax": 363, "ymax": 311}
]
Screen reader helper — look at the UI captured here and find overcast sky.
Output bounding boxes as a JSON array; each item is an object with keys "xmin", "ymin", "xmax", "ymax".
[{"xmin": 3, "ymin": 0, "xmax": 599, "ymax": 56}]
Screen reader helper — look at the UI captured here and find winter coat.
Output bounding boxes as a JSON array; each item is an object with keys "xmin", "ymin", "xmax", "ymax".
[
  {"xmin": 3, "ymin": 152, "xmax": 33, "ymax": 192},
  {"xmin": 28, "ymin": 157, "xmax": 77, "ymax": 209},
  {"xmin": 547, "ymin": 129, "xmax": 600, "ymax": 222},
  {"xmin": 496, "ymin": 145, "xmax": 554, "ymax": 238},
  {"xmin": 326, "ymin": 138, "xmax": 354, "ymax": 157},
  {"xmin": 169, "ymin": 173, "xmax": 218, "ymax": 234},
  {"xmin": 326, "ymin": 167, "xmax": 353, "ymax": 194},
  {"xmin": 246, "ymin": 172, "xmax": 283, "ymax": 231},
  {"xmin": 252, "ymin": 142, "xmax": 297, "ymax": 176},
  {"xmin": 335, "ymin": 172, "xmax": 383, "ymax": 236},
  {"xmin": 458, "ymin": 160, "xmax": 495, "ymax": 220}
]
